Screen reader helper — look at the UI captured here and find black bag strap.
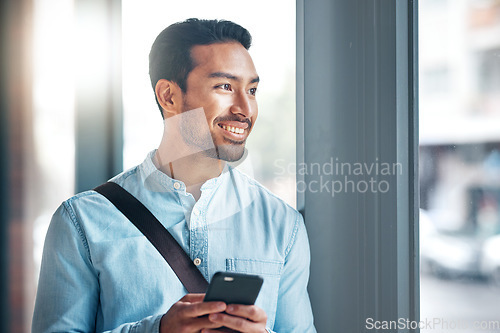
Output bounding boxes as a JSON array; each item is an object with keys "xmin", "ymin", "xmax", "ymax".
[{"xmin": 94, "ymin": 182, "xmax": 209, "ymax": 293}]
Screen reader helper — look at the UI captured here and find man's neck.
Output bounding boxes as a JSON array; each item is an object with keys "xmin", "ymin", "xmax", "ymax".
[{"xmin": 154, "ymin": 147, "xmax": 225, "ymax": 201}]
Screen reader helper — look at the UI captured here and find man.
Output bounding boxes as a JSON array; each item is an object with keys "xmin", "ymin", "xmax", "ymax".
[{"xmin": 32, "ymin": 18, "xmax": 316, "ymax": 333}]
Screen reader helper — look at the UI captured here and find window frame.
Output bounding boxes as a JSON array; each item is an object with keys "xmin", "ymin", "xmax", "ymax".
[{"xmin": 297, "ymin": 0, "xmax": 419, "ymax": 331}]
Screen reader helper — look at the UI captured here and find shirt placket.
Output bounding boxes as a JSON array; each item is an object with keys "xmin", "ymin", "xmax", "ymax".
[{"xmin": 189, "ymin": 197, "xmax": 209, "ymax": 281}]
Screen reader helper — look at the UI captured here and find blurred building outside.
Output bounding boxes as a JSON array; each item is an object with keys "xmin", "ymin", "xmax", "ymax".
[{"xmin": 419, "ymin": 0, "xmax": 500, "ymax": 331}]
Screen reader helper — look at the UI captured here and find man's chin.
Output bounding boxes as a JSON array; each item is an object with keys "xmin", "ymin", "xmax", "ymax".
[{"xmin": 214, "ymin": 144, "xmax": 246, "ymax": 162}]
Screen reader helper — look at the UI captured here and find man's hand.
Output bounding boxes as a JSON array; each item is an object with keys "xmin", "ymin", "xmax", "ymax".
[
  {"xmin": 202, "ymin": 304, "xmax": 268, "ymax": 333},
  {"xmin": 160, "ymin": 294, "xmax": 226, "ymax": 333}
]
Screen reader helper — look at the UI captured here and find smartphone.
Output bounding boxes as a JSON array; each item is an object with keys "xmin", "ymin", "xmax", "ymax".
[{"xmin": 204, "ymin": 272, "xmax": 264, "ymax": 305}]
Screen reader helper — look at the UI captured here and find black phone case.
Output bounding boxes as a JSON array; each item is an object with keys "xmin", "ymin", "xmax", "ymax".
[{"xmin": 204, "ymin": 272, "xmax": 264, "ymax": 305}]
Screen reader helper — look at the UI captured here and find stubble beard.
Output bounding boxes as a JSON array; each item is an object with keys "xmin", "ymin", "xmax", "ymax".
[
  {"xmin": 179, "ymin": 104, "xmax": 246, "ymax": 162},
  {"xmin": 213, "ymin": 137, "xmax": 246, "ymax": 162}
]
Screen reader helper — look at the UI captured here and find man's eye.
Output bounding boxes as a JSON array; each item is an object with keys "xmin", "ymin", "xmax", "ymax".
[
  {"xmin": 249, "ymin": 88, "xmax": 257, "ymax": 96},
  {"xmin": 217, "ymin": 83, "xmax": 232, "ymax": 91}
]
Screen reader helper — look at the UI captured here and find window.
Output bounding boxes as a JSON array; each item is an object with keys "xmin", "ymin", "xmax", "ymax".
[
  {"xmin": 420, "ymin": 0, "xmax": 500, "ymax": 331},
  {"xmin": 29, "ymin": 0, "xmax": 76, "ymax": 329},
  {"xmin": 479, "ymin": 48, "xmax": 500, "ymax": 94}
]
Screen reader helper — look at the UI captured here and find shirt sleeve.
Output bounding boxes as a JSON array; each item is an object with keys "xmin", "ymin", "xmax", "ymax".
[
  {"xmin": 31, "ymin": 202, "xmax": 163, "ymax": 333},
  {"xmin": 271, "ymin": 213, "xmax": 317, "ymax": 333}
]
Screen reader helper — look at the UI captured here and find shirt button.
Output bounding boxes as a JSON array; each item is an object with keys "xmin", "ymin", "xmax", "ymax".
[
  {"xmin": 193, "ymin": 258, "xmax": 202, "ymax": 266},
  {"xmin": 193, "ymin": 207, "xmax": 199, "ymax": 215},
  {"xmin": 173, "ymin": 182, "xmax": 181, "ymax": 190}
]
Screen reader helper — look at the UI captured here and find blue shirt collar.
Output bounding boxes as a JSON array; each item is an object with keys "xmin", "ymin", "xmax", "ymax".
[{"xmin": 139, "ymin": 150, "xmax": 230, "ymax": 193}]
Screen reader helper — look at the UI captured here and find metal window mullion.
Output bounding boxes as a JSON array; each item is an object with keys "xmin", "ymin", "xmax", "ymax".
[{"xmin": 300, "ymin": 1, "xmax": 419, "ymax": 332}]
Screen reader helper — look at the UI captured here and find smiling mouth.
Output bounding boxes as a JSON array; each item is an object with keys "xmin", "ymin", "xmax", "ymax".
[{"xmin": 218, "ymin": 124, "xmax": 245, "ymax": 134}]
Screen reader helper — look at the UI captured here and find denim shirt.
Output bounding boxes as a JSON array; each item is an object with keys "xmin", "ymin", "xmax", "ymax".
[{"xmin": 32, "ymin": 151, "xmax": 316, "ymax": 333}]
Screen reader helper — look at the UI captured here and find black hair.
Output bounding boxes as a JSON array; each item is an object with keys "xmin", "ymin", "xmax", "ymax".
[{"xmin": 149, "ymin": 18, "xmax": 252, "ymax": 118}]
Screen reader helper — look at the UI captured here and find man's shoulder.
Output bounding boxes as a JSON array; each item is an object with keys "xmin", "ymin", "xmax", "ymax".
[
  {"xmin": 54, "ymin": 165, "xmax": 144, "ymax": 241},
  {"xmin": 61, "ymin": 165, "xmax": 140, "ymax": 212}
]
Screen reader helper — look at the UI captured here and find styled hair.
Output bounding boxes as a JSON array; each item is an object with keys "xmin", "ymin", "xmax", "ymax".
[{"xmin": 149, "ymin": 18, "xmax": 252, "ymax": 118}]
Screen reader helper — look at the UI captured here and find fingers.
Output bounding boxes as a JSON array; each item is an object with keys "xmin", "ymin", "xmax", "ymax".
[
  {"xmin": 162, "ymin": 295, "xmax": 267, "ymax": 333},
  {"xmin": 225, "ymin": 305, "xmax": 267, "ymax": 323},
  {"xmin": 178, "ymin": 293, "xmax": 227, "ymax": 318},
  {"xmin": 180, "ymin": 293, "xmax": 206, "ymax": 303},
  {"xmin": 180, "ymin": 315, "xmax": 225, "ymax": 332},
  {"xmin": 201, "ymin": 328, "xmax": 237, "ymax": 333},
  {"xmin": 207, "ymin": 313, "xmax": 258, "ymax": 332},
  {"xmin": 181, "ymin": 300, "xmax": 226, "ymax": 318},
  {"xmin": 206, "ymin": 305, "xmax": 267, "ymax": 333},
  {"xmin": 160, "ymin": 296, "xmax": 227, "ymax": 333}
]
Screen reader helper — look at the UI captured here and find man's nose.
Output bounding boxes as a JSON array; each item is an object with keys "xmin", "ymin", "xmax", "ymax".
[{"xmin": 230, "ymin": 91, "xmax": 255, "ymax": 118}]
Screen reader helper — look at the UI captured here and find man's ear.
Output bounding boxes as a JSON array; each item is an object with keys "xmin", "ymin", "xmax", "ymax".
[{"xmin": 155, "ymin": 79, "xmax": 182, "ymax": 117}]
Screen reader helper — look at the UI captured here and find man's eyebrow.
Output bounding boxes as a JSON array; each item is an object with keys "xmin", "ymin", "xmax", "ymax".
[{"xmin": 208, "ymin": 72, "xmax": 260, "ymax": 84}]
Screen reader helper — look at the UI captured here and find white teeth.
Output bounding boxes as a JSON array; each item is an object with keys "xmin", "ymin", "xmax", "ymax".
[{"xmin": 221, "ymin": 125, "xmax": 244, "ymax": 134}]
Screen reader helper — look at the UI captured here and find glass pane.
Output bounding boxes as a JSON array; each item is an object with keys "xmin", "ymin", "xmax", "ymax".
[
  {"xmin": 32, "ymin": 0, "xmax": 75, "ymax": 294},
  {"xmin": 419, "ymin": 0, "xmax": 500, "ymax": 331},
  {"xmin": 122, "ymin": 0, "xmax": 297, "ymax": 207},
  {"xmin": 30, "ymin": 0, "xmax": 76, "ymax": 326}
]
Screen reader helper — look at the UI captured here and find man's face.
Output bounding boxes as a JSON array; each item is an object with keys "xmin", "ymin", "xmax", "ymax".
[{"xmin": 179, "ymin": 42, "xmax": 259, "ymax": 162}]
